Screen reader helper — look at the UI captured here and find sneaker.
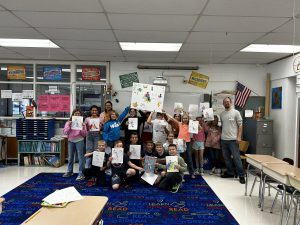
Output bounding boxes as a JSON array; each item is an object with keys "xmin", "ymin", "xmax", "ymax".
[
  {"xmin": 62, "ymin": 172, "xmax": 73, "ymax": 178},
  {"xmin": 171, "ymin": 183, "xmax": 181, "ymax": 193},
  {"xmin": 239, "ymin": 177, "xmax": 246, "ymax": 184},
  {"xmin": 221, "ymin": 173, "xmax": 234, "ymax": 178},
  {"xmin": 194, "ymin": 169, "xmax": 200, "ymax": 175},
  {"xmin": 209, "ymin": 167, "xmax": 216, "ymax": 175},
  {"xmin": 191, "ymin": 174, "xmax": 196, "ymax": 179},
  {"xmin": 76, "ymin": 175, "xmax": 85, "ymax": 181},
  {"xmin": 215, "ymin": 168, "xmax": 221, "ymax": 175},
  {"xmin": 200, "ymin": 168, "xmax": 204, "ymax": 176}
]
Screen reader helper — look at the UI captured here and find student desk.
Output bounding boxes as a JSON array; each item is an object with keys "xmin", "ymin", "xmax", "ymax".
[
  {"xmin": 245, "ymin": 154, "xmax": 287, "ymax": 206},
  {"xmin": 21, "ymin": 196, "xmax": 108, "ymax": 225},
  {"xmin": 261, "ymin": 163, "xmax": 300, "ymax": 225}
]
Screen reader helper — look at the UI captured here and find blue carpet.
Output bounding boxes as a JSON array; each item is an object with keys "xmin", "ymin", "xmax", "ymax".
[{"xmin": 0, "ymin": 173, "xmax": 238, "ymax": 225}]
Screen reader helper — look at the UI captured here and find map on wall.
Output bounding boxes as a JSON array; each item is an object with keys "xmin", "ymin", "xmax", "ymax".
[{"xmin": 131, "ymin": 83, "xmax": 165, "ymax": 112}]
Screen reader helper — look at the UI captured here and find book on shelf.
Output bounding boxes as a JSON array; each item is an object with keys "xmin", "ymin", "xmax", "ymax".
[{"xmin": 23, "ymin": 156, "xmax": 29, "ymax": 166}]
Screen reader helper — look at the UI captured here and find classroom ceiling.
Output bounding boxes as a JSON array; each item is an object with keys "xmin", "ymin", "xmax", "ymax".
[{"xmin": 0, "ymin": 0, "xmax": 299, "ymax": 64}]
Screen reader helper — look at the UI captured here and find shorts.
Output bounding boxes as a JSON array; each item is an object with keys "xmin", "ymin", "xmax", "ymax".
[
  {"xmin": 111, "ymin": 171, "xmax": 126, "ymax": 185},
  {"xmin": 193, "ymin": 141, "xmax": 205, "ymax": 150}
]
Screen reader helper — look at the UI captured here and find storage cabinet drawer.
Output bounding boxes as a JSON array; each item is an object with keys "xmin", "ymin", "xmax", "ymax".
[
  {"xmin": 257, "ymin": 135, "xmax": 272, "ymax": 148},
  {"xmin": 257, "ymin": 121, "xmax": 273, "ymax": 135}
]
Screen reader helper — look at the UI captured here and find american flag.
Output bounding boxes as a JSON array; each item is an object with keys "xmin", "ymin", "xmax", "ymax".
[{"xmin": 235, "ymin": 82, "xmax": 251, "ymax": 108}]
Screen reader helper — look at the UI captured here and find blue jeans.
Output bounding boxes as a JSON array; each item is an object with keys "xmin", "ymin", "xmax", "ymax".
[
  {"xmin": 221, "ymin": 140, "xmax": 244, "ymax": 177},
  {"xmin": 185, "ymin": 142, "xmax": 194, "ymax": 174},
  {"xmin": 67, "ymin": 140, "xmax": 85, "ymax": 176},
  {"xmin": 208, "ymin": 147, "xmax": 221, "ymax": 169},
  {"xmin": 85, "ymin": 132, "xmax": 100, "ymax": 168}
]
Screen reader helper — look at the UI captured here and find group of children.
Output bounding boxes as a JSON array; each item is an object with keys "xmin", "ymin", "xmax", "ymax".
[{"xmin": 63, "ymin": 102, "xmax": 222, "ymax": 192}]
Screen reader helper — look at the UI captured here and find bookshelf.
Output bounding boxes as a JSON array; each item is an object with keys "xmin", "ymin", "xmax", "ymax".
[{"xmin": 18, "ymin": 139, "xmax": 65, "ymax": 167}]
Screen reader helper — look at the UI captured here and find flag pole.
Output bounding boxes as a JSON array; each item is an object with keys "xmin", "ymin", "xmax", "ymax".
[{"xmin": 235, "ymin": 80, "xmax": 260, "ymax": 96}]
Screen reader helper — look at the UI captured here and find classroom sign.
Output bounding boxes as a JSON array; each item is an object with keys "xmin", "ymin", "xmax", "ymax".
[
  {"xmin": 7, "ymin": 65, "xmax": 26, "ymax": 80},
  {"xmin": 131, "ymin": 82, "xmax": 165, "ymax": 112},
  {"xmin": 188, "ymin": 71, "xmax": 209, "ymax": 89},
  {"xmin": 119, "ymin": 72, "xmax": 139, "ymax": 88},
  {"xmin": 43, "ymin": 66, "xmax": 62, "ymax": 80},
  {"xmin": 38, "ymin": 95, "xmax": 70, "ymax": 112},
  {"xmin": 82, "ymin": 67, "xmax": 100, "ymax": 81}
]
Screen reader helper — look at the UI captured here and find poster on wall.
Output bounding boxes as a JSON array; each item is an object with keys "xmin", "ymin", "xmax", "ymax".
[
  {"xmin": 22, "ymin": 90, "xmax": 34, "ymax": 99},
  {"xmin": 82, "ymin": 67, "xmax": 100, "ymax": 81},
  {"xmin": 131, "ymin": 82, "xmax": 165, "ymax": 112},
  {"xmin": 211, "ymin": 90, "xmax": 235, "ymax": 115},
  {"xmin": 119, "ymin": 72, "xmax": 139, "ymax": 88},
  {"xmin": 38, "ymin": 95, "xmax": 70, "ymax": 112},
  {"xmin": 1, "ymin": 90, "xmax": 12, "ymax": 98},
  {"xmin": 12, "ymin": 93, "xmax": 23, "ymax": 102},
  {"xmin": 188, "ymin": 71, "xmax": 209, "ymax": 89},
  {"xmin": 272, "ymin": 87, "xmax": 282, "ymax": 109},
  {"xmin": 43, "ymin": 66, "xmax": 62, "ymax": 80},
  {"xmin": 38, "ymin": 95, "xmax": 49, "ymax": 111},
  {"xmin": 7, "ymin": 65, "xmax": 26, "ymax": 80}
]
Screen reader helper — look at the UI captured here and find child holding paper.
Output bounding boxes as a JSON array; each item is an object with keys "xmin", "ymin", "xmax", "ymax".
[
  {"xmin": 126, "ymin": 132, "xmax": 142, "ymax": 181},
  {"xmin": 103, "ymin": 107, "xmax": 130, "ymax": 149},
  {"xmin": 153, "ymin": 142, "xmax": 169, "ymax": 185},
  {"xmin": 192, "ymin": 116, "xmax": 206, "ymax": 176},
  {"xmin": 142, "ymin": 140, "xmax": 156, "ymax": 157},
  {"xmin": 63, "ymin": 109, "xmax": 87, "ymax": 181},
  {"xmin": 146, "ymin": 111, "xmax": 168, "ymax": 144},
  {"xmin": 107, "ymin": 140, "xmax": 143, "ymax": 190},
  {"xmin": 83, "ymin": 140, "xmax": 109, "ymax": 187},
  {"xmin": 155, "ymin": 144, "xmax": 187, "ymax": 193},
  {"xmin": 84, "ymin": 105, "xmax": 101, "ymax": 168}
]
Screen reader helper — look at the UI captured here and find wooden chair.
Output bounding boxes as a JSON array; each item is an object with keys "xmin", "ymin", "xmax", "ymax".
[{"xmin": 239, "ymin": 140, "xmax": 249, "ymax": 168}]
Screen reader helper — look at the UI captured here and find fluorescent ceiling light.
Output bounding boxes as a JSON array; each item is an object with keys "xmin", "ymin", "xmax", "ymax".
[
  {"xmin": 241, "ymin": 44, "xmax": 300, "ymax": 53},
  {"xmin": 0, "ymin": 38, "xmax": 59, "ymax": 48},
  {"xmin": 120, "ymin": 42, "xmax": 182, "ymax": 51}
]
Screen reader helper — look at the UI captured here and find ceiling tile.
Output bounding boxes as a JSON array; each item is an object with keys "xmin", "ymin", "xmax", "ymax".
[
  {"xmin": 115, "ymin": 30, "xmax": 188, "ymax": 42},
  {"xmin": 181, "ymin": 43, "xmax": 246, "ymax": 52},
  {"xmin": 14, "ymin": 12, "xmax": 110, "ymax": 29},
  {"xmin": 186, "ymin": 32, "xmax": 264, "ymax": 44},
  {"xmin": 0, "ymin": 27, "xmax": 45, "ymax": 39},
  {"xmin": 0, "ymin": 0, "xmax": 103, "ymax": 12},
  {"xmin": 9, "ymin": 47, "xmax": 72, "ymax": 56},
  {"xmin": 230, "ymin": 52, "xmax": 290, "ymax": 60},
  {"xmin": 126, "ymin": 57, "xmax": 175, "ymax": 63},
  {"xmin": 194, "ymin": 16, "xmax": 289, "ymax": 32},
  {"xmin": 175, "ymin": 57, "xmax": 224, "ymax": 63},
  {"xmin": 102, "ymin": 0, "xmax": 207, "ymax": 14},
  {"xmin": 77, "ymin": 55, "xmax": 125, "ymax": 61},
  {"xmin": 54, "ymin": 40, "xmax": 120, "ymax": 50},
  {"xmin": 67, "ymin": 49, "xmax": 123, "ymax": 56},
  {"xmin": 37, "ymin": 28, "xmax": 116, "ymax": 41},
  {"xmin": 0, "ymin": 53, "xmax": 31, "ymax": 59},
  {"xmin": 108, "ymin": 14, "xmax": 197, "ymax": 31},
  {"xmin": 178, "ymin": 51, "xmax": 234, "ymax": 58},
  {"xmin": 124, "ymin": 51, "xmax": 178, "ymax": 58},
  {"xmin": 254, "ymin": 32, "xmax": 300, "ymax": 45},
  {"xmin": 28, "ymin": 54, "xmax": 78, "ymax": 60},
  {"xmin": 272, "ymin": 19, "xmax": 300, "ymax": 33},
  {"xmin": 221, "ymin": 58, "xmax": 275, "ymax": 64},
  {"xmin": 204, "ymin": 0, "xmax": 300, "ymax": 17},
  {"xmin": 0, "ymin": 11, "xmax": 29, "ymax": 27},
  {"xmin": 0, "ymin": 47, "xmax": 18, "ymax": 54}
]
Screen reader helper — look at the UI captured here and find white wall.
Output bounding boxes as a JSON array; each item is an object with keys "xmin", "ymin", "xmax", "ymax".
[
  {"xmin": 267, "ymin": 54, "xmax": 299, "ymax": 162},
  {"xmin": 110, "ymin": 62, "xmax": 267, "ymax": 112}
]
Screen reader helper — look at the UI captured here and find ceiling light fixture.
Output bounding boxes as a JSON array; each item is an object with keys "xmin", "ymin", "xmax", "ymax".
[
  {"xmin": 0, "ymin": 38, "xmax": 59, "ymax": 48},
  {"xmin": 120, "ymin": 42, "xmax": 182, "ymax": 51},
  {"xmin": 241, "ymin": 44, "xmax": 300, "ymax": 53}
]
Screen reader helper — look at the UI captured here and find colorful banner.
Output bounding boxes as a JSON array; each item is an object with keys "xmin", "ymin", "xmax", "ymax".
[
  {"xmin": 43, "ymin": 66, "xmax": 62, "ymax": 80},
  {"xmin": 119, "ymin": 72, "xmax": 139, "ymax": 88},
  {"xmin": 7, "ymin": 65, "xmax": 26, "ymax": 80},
  {"xmin": 188, "ymin": 71, "xmax": 209, "ymax": 89},
  {"xmin": 38, "ymin": 95, "xmax": 70, "ymax": 112},
  {"xmin": 82, "ymin": 67, "xmax": 100, "ymax": 81}
]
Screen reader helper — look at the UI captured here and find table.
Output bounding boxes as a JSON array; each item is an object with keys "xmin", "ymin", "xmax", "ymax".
[
  {"xmin": 286, "ymin": 174, "xmax": 300, "ymax": 225},
  {"xmin": 21, "ymin": 196, "xmax": 108, "ymax": 225},
  {"xmin": 261, "ymin": 163, "xmax": 300, "ymax": 225}
]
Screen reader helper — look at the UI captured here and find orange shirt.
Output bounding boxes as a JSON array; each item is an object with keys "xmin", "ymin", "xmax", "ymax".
[{"xmin": 178, "ymin": 122, "xmax": 190, "ymax": 143}]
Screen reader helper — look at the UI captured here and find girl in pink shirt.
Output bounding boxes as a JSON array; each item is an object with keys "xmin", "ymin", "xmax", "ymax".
[{"xmin": 193, "ymin": 117, "xmax": 206, "ymax": 176}]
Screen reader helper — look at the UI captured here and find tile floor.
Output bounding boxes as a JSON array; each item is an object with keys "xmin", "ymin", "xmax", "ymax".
[{"xmin": 0, "ymin": 165, "xmax": 298, "ymax": 225}]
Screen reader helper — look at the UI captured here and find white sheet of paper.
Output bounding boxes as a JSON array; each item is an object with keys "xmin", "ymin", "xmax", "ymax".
[
  {"xmin": 128, "ymin": 118, "xmax": 138, "ymax": 130},
  {"xmin": 1, "ymin": 90, "xmax": 12, "ymax": 99},
  {"xmin": 188, "ymin": 104, "xmax": 199, "ymax": 118},
  {"xmin": 43, "ymin": 186, "xmax": 83, "ymax": 205},
  {"xmin": 166, "ymin": 156, "xmax": 179, "ymax": 172},
  {"xmin": 199, "ymin": 102, "xmax": 210, "ymax": 112},
  {"xmin": 174, "ymin": 102, "xmax": 184, "ymax": 114},
  {"xmin": 203, "ymin": 108, "xmax": 214, "ymax": 121},
  {"xmin": 173, "ymin": 139, "xmax": 185, "ymax": 153},
  {"xmin": 71, "ymin": 116, "xmax": 83, "ymax": 130},
  {"xmin": 92, "ymin": 151, "xmax": 105, "ymax": 167},
  {"xmin": 112, "ymin": 148, "xmax": 124, "ymax": 164},
  {"xmin": 245, "ymin": 109, "xmax": 254, "ymax": 118},
  {"xmin": 129, "ymin": 145, "xmax": 141, "ymax": 159},
  {"xmin": 22, "ymin": 90, "xmax": 34, "ymax": 99},
  {"xmin": 89, "ymin": 118, "xmax": 100, "ymax": 131},
  {"xmin": 141, "ymin": 172, "xmax": 158, "ymax": 186},
  {"xmin": 131, "ymin": 82, "xmax": 165, "ymax": 112},
  {"xmin": 12, "ymin": 93, "xmax": 23, "ymax": 102},
  {"xmin": 189, "ymin": 120, "xmax": 199, "ymax": 134}
]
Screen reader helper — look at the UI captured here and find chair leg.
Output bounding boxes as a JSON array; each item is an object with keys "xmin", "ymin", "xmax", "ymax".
[
  {"xmin": 270, "ymin": 191, "xmax": 279, "ymax": 213},
  {"xmin": 249, "ymin": 177, "xmax": 257, "ymax": 197},
  {"xmin": 268, "ymin": 184, "xmax": 271, "ymax": 196}
]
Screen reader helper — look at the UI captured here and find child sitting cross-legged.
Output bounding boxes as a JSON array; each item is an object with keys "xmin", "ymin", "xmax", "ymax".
[
  {"xmin": 155, "ymin": 144, "xmax": 187, "ymax": 193},
  {"xmin": 153, "ymin": 142, "xmax": 169, "ymax": 185},
  {"xmin": 83, "ymin": 140, "xmax": 109, "ymax": 187},
  {"xmin": 107, "ymin": 140, "xmax": 144, "ymax": 190}
]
